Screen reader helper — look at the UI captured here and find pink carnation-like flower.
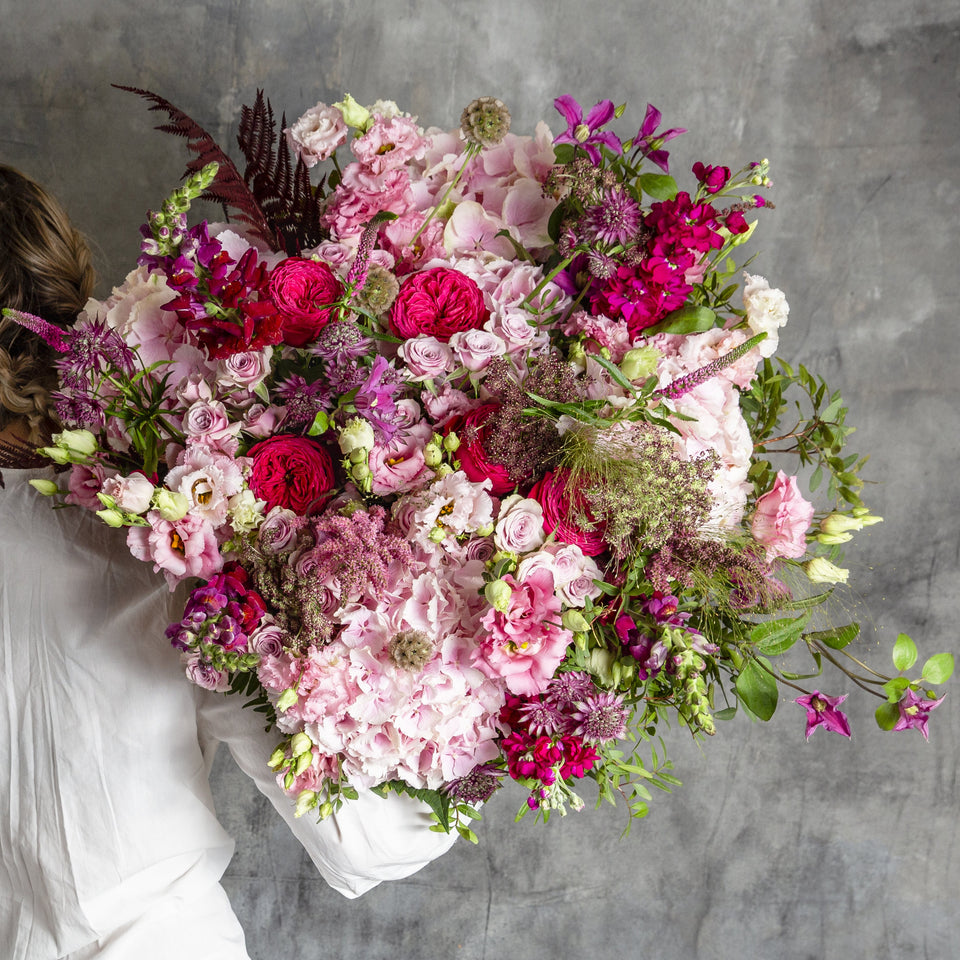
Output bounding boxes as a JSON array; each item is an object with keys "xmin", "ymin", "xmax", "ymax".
[
  {"xmin": 285, "ymin": 102, "xmax": 347, "ymax": 167},
  {"xmin": 751, "ymin": 470, "xmax": 815, "ymax": 561},
  {"xmin": 351, "ymin": 115, "xmax": 428, "ymax": 174},
  {"xmin": 127, "ymin": 511, "xmax": 223, "ymax": 588},
  {"xmin": 389, "ymin": 267, "xmax": 488, "ymax": 342},
  {"xmin": 473, "ymin": 566, "xmax": 573, "ymax": 696}
]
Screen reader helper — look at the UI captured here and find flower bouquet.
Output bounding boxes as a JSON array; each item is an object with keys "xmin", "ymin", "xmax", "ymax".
[{"xmin": 8, "ymin": 87, "xmax": 952, "ymax": 839}]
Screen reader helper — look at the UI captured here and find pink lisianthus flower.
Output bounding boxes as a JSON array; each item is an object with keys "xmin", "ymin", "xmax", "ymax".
[
  {"xmin": 351, "ymin": 115, "xmax": 428, "ymax": 173},
  {"xmin": 101, "ymin": 472, "xmax": 155, "ymax": 515},
  {"xmin": 369, "ymin": 430, "xmax": 432, "ymax": 496},
  {"xmin": 285, "ymin": 102, "xmax": 347, "ymax": 167},
  {"xmin": 473, "ymin": 566, "xmax": 573, "ymax": 696},
  {"xmin": 64, "ymin": 462, "xmax": 115, "ymax": 511},
  {"xmin": 127, "ymin": 510, "xmax": 223, "ymax": 589},
  {"xmin": 164, "ymin": 443, "xmax": 246, "ymax": 528},
  {"xmin": 751, "ymin": 471, "xmax": 815, "ymax": 561}
]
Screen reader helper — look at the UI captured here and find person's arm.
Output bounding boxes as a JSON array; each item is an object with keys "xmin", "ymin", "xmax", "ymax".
[{"xmin": 197, "ymin": 689, "xmax": 459, "ymax": 898}]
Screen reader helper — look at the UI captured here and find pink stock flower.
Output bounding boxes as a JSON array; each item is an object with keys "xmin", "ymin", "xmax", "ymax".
[
  {"xmin": 751, "ymin": 471, "xmax": 814, "ymax": 561},
  {"xmin": 795, "ymin": 690, "xmax": 852, "ymax": 740}
]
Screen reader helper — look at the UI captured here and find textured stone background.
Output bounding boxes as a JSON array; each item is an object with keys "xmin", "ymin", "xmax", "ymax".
[{"xmin": 3, "ymin": 1, "xmax": 958, "ymax": 957}]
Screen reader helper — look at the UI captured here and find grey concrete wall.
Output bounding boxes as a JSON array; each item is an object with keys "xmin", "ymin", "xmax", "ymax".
[{"xmin": 3, "ymin": 1, "xmax": 958, "ymax": 957}]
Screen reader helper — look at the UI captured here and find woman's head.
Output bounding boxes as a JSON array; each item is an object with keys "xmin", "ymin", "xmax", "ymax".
[{"xmin": 0, "ymin": 165, "xmax": 94, "ymax": 442}]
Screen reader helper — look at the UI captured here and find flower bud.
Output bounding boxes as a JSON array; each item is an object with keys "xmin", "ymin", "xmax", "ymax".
[
  {"xmin": 294, "ymin": 790, "xmax": 317, "ymax": 819},
  {"xmin": 816, "ymin": 531, "xmax": 852, "ymax": 545},
  {"xmin": 333, "ymin": 93, "xmax": 371, "ymax": 130},
  {"xmin": 620, "ymin": 346, "xmax": 660, "ymax": 382},
  {"xmin": 484, "ymin": 578, "xmax": 513, "ymax": 612},
  {"xmin": 294, "ymin": 751, "xmax": 313, "ymax": 775},
  {"xmin": 96, "ymin": 508, "xmax": 126, "ymax": 528},
  {"xmin": 54, "ymin": 428, "xmax": 98, "ymax": 458},
  {"xmin": 38, "ymin": 445, "xmax": 72, "ymax": 465},
  {"xmin": 428, "ymin": 526, "xmax": 447, "ymax": 543},
  {"xmin": 318, "ymin": 800, "xmax": 335, "ymax": 819},
  {"xmin": 819, "ymin": 513, "xmax": 864, "ymax": 535},
  {"xmin": 290, "ymin": 732, "xmax": 313, "ymax": 757},
  {"xmin": 561, "ymin": 609, "xmax": 591, "ymax": 633},
  {"xmin": 804, "ymin": 557, "xmax": 849, "ymax": 584},
  {"xmin": 443, "ymin": 432, "xmax": 460, "ymax": 453},
  {"xmin": 338, "ymin": 416, "xmax": 375, "ymax": 456},
  {"xmin": 423, "ymin": 443, "xmax": 443, "ymax": 468},
  {"xmin": 435, "ymin": 463, "xmax": 454, "ymax": 478},
  {"xmin": 276, "ymin": 687, "xmax": 299, "ymax": 713},
  {"xmin": 153, "ymin": 489, "xmax": 190, "ymax": 521},
  {"xmin": 267, "ymin": 746, "xmax": 286, "ymax": 769},
  {"xmin": 29, "ymin": 479, "xmax": 60, "ymax": 496}
]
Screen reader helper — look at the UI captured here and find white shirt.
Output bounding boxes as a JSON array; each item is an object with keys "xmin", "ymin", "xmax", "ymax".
[{"xmin": 0, "ymin": 467, "xmax": 456, "ymax": 959}]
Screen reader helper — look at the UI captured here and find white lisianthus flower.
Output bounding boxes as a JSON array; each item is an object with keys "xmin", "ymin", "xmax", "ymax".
[
  {"xmin": 338, "ymin": 417, "xmax": 376, "ymax": 457},
  {"xmin": 227, "ymin": 488, "xmax": 266, "ymax": 533},
  {"xmin": 742, "ymin": 273, "xmax": 789, "ymax": 358}
]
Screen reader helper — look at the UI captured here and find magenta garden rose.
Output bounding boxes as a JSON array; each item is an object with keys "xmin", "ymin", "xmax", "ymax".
[
  {"xmin": 388, "ymin": 266, "xmax": 488, "ymax": 342},
  {"xmin": 528, "ymin": 469, "xmax": 607, "ymax": 557},
  {"xmin": 268, "ymin": 257, "xmax": 344, "ymax": 347},
  {"xmin": 247, "ymin": 435, "xmax": 336, "ymax": 513}
]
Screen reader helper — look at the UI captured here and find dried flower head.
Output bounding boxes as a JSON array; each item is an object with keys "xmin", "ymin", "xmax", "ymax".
[
  {"xmin": 460, "ymin": 97, "xmax": 512, "ymax": 148},
  {"xmin": 389, "ymin": 629, "xmax": 434, "ymax": 671},
  {"xmin": 354, "ymin": 264, "xmax": 400, "ymax": 316}
]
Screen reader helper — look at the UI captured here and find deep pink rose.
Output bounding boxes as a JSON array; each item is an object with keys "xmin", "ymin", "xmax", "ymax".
[
  {"xmin": 389, "ymin": 267, "xmax": 488, "ymax": 342},
  {"xmin": 751, "ymin": 470, "xmax": 814, "ymax": 561},
  {"xmin": 248, "ymin": 436, "xmax": 336, "ymax": 513},
  {"xmin": 449, "ymin": 403, "xmax": 516, "ymax": 496},
  {"xmin": 528, "ymin": 469, "xmax": 607, "ymax": 557},
  {"xmin": 269, "ymin": 257, "xmax": 344, "ymax": 347}
]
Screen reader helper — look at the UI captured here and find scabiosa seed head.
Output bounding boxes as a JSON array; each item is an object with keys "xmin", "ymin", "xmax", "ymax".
[
  {"xmin": 460, "ymin": 97, "xmax": 512, "ymax": 148},
  {"xmin": 389, "ymin": 629, "xmax": 434, "ymax": 671},
  {"xmin": 354, "ymin": 264, "xmax": 400, "ymax": 316}
]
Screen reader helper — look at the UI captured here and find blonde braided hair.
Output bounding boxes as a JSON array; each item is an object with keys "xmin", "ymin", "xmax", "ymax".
[{"xmin": 0, "ymin": 165, "xmax": 95, "ymax": 444}]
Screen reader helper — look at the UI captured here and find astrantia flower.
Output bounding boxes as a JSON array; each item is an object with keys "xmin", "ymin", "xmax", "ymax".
[
  {"xmin": 795, "ymin": 691, "xmax": 852, "ymax": 740},
  {"xmin": 553, "ymin": 95, "xmax": 623, "ymax": 166},
  {"xmin": 568, "ymin": 692, "xmax": 628, "ymax": 743},
  {"xmin": 892, "ymin": 689, "xmax": 944, "ymax": 740},
  {"xmin": 581, "ymin": 188, "xmax": 642, "ymax": 247},
  {"xmin": 442, "ymin": 764, "xmax": 505, "ymax": 804}
]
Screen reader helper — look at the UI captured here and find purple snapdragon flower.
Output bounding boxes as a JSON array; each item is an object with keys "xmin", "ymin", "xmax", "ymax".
[{"xmin": 553, "ymin": 95, "xmax": 623, "ymax": 166}]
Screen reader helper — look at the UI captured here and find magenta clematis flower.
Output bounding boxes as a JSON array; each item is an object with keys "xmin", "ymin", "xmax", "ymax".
[
  {"xmin": 553, "ymin": 95, "xmax": 623, "ymax": 166},
  {"xmin": 795, "ymin": 690, "xmax": 852, "ymax": 740},
  {"xmin": 633, "ymin": 104, "xmax": 686, "ymax": 173},
  {"xmin": 892, "ymin": 689, "xmax": 944, "ymax": 740}
]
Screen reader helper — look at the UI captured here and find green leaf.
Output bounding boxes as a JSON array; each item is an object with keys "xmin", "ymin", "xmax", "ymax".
[
  {"xmin": 307, "ymin": 410, "xmax": 330, "ymax": 436},
  {"xmin": 806, "ymin": 623, "xmax": 860, "ymax": 650},
  {"xmin": 713, "ymin": 706, "xmax": 738, "ymax": 721},
  {"xmin": 809, "ymin": 465, "xmax": 823, "ymax": 492},
  {"xmin": 875, "ymin": 700, "xmax": 900, "ymax": 731},
  {"xmin": 638, "ymin": 173, "xmax": 678, "ymax": 201},
  {"xmin": 921, "ymin": 652, "xmax": 954, "ymax": 685},
  {"xmin": 646, "ymin": 305, "xmax": 716, "ymax": 336},
  {"xmin": 734, "ymin": 658, "xmax": 779, "ymax": 721},
  {"xmin": 776, "ymin": 589, "xmax": 834, "ymax": 611},
  {"xmin": 553, "ymin": 143, "xmax": 576, "ymax": 164},
  {"xmin": 892, "ymin": 633, "xmax": 918, "ymax": 672},
  {"xmin": 882, "ymin": 676, "xmax": 911, "ymax": 703},
  {"xmin": 749, "ymin": 614, "xmax": 810, "ymax": 656}
]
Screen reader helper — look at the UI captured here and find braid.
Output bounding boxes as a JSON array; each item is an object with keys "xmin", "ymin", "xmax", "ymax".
[{"xmin": 0, "ymin": 165, "xmax": 95, "ymax": 442}]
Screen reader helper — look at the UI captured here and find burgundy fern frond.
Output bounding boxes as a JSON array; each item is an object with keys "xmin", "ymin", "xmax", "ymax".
[
  {"xmin": 236, "ymin": 91, "xmax": 327, "ymax": 255},
  {"xmin": 114, "ymin": 84, "xmax": 281, "ymax": 251}
]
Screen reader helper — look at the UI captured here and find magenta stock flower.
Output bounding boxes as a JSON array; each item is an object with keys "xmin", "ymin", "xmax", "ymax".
[
  {"xmin": 893, "ymin": 689, "xmax": 944, "ymax": 740},
  {"xmin": 633, "ymin": 104, "xmax": 686, "ymax": 173},
  {"xmin": 553, "ymin": 95, "xmax": 623, "ymax": 166},
  {"xmin": 795, "ymin": 691, "xmax": 852, "ymax": 740}
]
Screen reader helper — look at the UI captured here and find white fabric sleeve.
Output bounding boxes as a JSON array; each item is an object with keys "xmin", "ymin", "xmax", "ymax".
[{"xmin": 196, "ymin": 690, "xmax": 458, "ymax": 898}]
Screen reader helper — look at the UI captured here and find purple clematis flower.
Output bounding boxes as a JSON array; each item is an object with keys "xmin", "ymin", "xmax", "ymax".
[
  {"xmin": 892, "ymin": 688, "xmax": 944, "ymax": 740},
  {"xmin": 795, "ymin": 690, "xmax": 852, "ymax": 740},
  {"xmin": 633, "ymin": 104, "xmax": 686, "ymax": 173},
  {"xmin": 553, "ymin": 95, "xmax": 623, "ymax": 166}
]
